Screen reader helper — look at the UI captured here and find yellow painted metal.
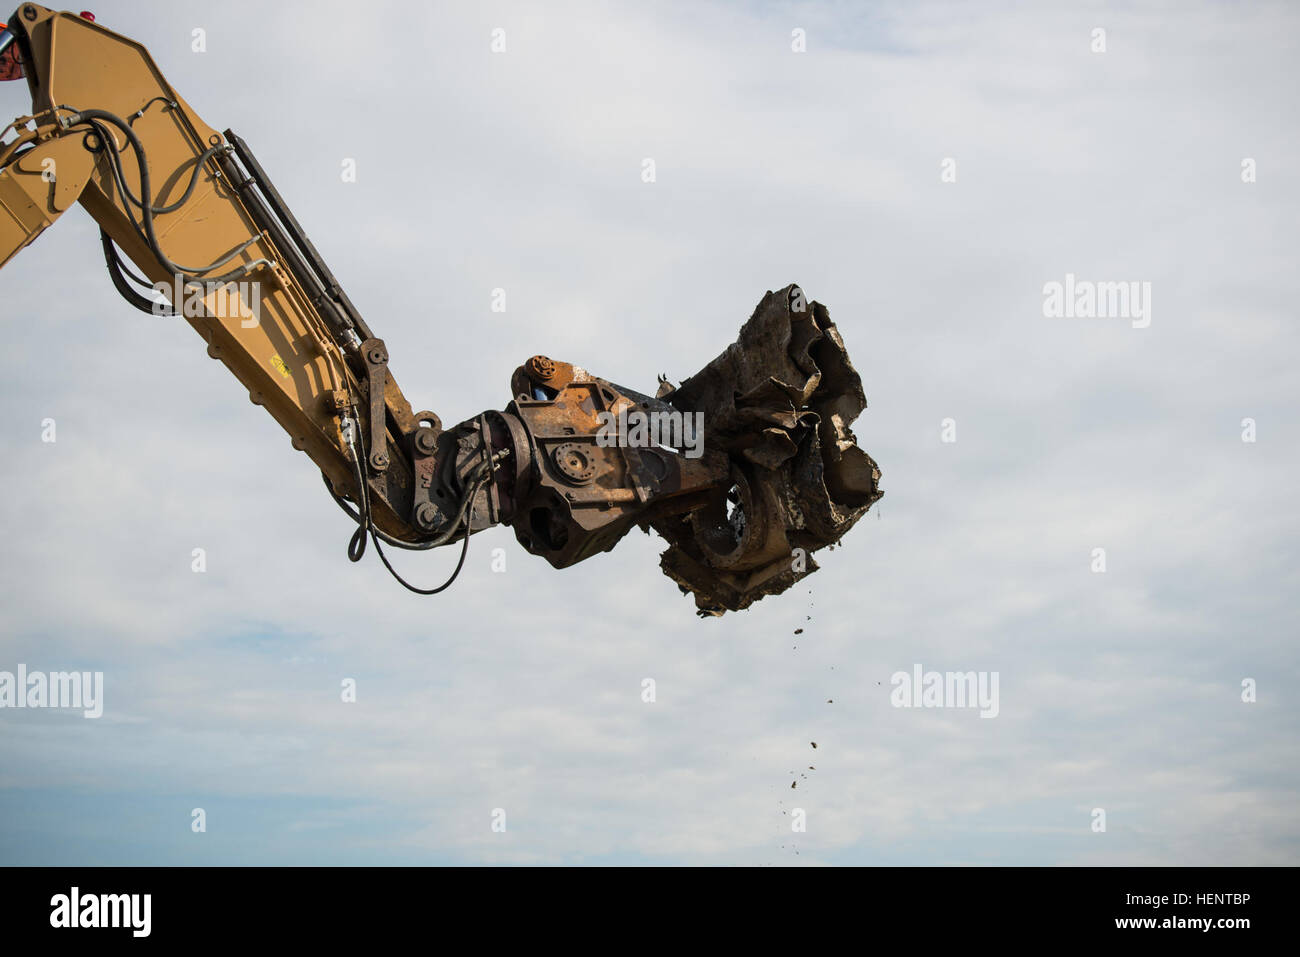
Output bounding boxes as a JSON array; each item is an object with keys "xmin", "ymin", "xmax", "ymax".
[{"xmin": 0, "ymin": 4, "xmax": 417, "ymax": 536}]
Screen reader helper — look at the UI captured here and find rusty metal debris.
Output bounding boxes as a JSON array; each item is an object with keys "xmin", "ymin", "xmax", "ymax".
[{"xmin": 649, "ymin": 284, "xmax": 883, "ymax": 615}]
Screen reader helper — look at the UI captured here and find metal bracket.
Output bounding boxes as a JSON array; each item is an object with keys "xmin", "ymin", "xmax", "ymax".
[
  {"xmin": 409, "ymin": 409, "xmax": 443, "ymax": 531},
  {"xmin": 360, "ymin": 337, "xmax": 389, "ymax": 472}
]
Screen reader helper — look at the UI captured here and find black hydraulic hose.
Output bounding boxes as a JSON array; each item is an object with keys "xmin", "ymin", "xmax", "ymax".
[
  {"xmin": 334, "ymin": 419, "xmax": 496, "ymax": 593},
  {"xmin": 345, "ymin": 426, "xmax": 371, "ymax": 563},
  {"xmin": 87, "ymin": 113, "xmax": 222, "ymax": 217},
  {"xmin": 88, "ymin": 118, "xmax": 257, "ymax": 279},
  {"xmin": 324, "ymin": 473, "xmax": 459, "ymax": 551},
  {"xmin": 139, "ymin": 144, "xmax": 225, "ymax": 216},
  {"xmin": 92, "ymin": 116, "xmax": 257, "ymax": 278},
  {"xmin": 128, "ymin": 97, "xmax": 176, "ymax": 127},
  {"xmin": 105, "ymin": 238, "xmax": 156, "ymax": 289},
  {"xmin": 99, "ymin": 229, "xmax": 171, "ymax": 316},
  {"xmin": 368, "ymin": 504, "xmax": 473, "ymax": 596},
  {"xmin": 328, "ymin": 452, "xmax": 495, "ymax": 552},
  {"xmin": 69, "ymin": 108, "xmax": 262, "ymax": 283}
]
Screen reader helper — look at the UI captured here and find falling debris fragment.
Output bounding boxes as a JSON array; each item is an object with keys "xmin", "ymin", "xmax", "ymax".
[
  {"xmin": 794, "ymin": 628, "xmax": 803, "ymax": 635},
  {"xmin": 791, "ymin": 781, "xmax": 797, "ymax": 789},
  {"xmin": 810, "ymin": 742, "xmax": 817, "ymax": 749}
]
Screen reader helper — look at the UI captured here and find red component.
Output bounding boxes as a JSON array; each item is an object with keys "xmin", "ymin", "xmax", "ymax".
[
  {"xmin": 79, "ymin": 11, "xmax": 95, "ymax": 21},
  {"xmin": 0, "ymin": 24, "xmax": 21, "ymax": 83}
]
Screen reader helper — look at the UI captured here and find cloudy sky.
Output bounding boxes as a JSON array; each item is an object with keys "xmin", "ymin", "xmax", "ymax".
[{"xmin": 1, "ymin": 0, "xmax": 1296, "ymax": 865}]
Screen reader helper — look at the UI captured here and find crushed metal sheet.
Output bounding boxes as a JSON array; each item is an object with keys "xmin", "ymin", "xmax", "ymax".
[{"xmin": 652, "ymin": 285, "xmax": 882, "ymax": 615}]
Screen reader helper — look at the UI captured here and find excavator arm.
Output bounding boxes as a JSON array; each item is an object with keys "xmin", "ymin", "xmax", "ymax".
[{"xmin": 0, "ymin": 5, "xmax": 881, "ymax": 615}]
